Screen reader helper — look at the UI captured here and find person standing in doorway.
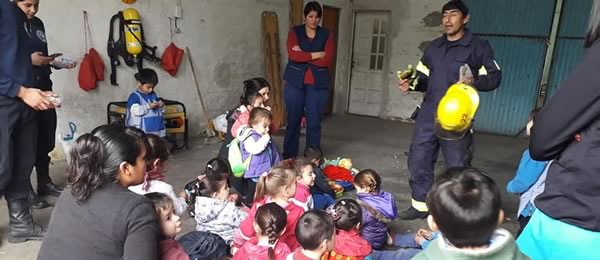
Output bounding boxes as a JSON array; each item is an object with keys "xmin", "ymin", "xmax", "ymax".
[
  {"xmin": 17, "ymin": 0, "xmax": 76, "ymax": 209},
  {"xmin": 0, "ymin": 0, "xmax": 56, "ymax": 243},
  {"xmin": 397, "ymin": 0, "xmax": 502, "ymax": 220},
  {"xmin": 282, "ymin": 1, "xmax": 335, "ymax": 159}
]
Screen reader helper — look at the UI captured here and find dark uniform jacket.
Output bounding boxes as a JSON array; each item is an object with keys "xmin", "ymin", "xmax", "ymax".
[
  {"xmin": 0, "ymin": 0, "xmax": 33, "ymax": 97},
  {"xmin": 530, "ymin": 42, "xmax": 600, "ymax": 232},
  {"xmin": 414, "ymin": 29, "xmax": 502, "ymax": 108},
  {"xmin": 29, "ymin": 16, "xmax": 52, "ymax": 90}
]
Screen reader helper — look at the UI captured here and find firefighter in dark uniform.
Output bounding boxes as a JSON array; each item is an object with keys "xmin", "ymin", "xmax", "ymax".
[
  {"xmin": 16, "ymin": 0, "xmax": 72, "ymax": 209},
  {"xmin": 398, "ymin": 0, "xmax": 502, "ymax": 220},
  {"xmin": 0, "ymin": 0, "xmax": 55, "ymax": 243}
]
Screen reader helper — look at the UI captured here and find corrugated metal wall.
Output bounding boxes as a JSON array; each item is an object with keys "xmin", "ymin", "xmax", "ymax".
[
  {"xmin": 546, "ymin": 0, "xmax": 592, "ymax": 98},
  {"xmin": 465, "ymin": 0, "xmax": 556, "ymax": 135}
]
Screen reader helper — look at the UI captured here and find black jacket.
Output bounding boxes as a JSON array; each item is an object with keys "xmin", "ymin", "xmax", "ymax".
[
  {"xmin": 38, "ymin": 182, "xmax": 159, "ymax": 260},
  {"xmin": 530, "ymin": 42, "xmax": 600, "ymax": 231}
]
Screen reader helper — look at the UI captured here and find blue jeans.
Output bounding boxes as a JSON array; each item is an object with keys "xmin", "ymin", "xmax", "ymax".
[
  {"xmin": 313, "ymin": 193, "xmax": 335, "ymax": 210},
  {"xmin": 283, "ymin": 83, "xmax": 329, "ymax": 159},
  {"xmin": 370, "ymin": 248, "xmax": 421, "ymax": 260}
]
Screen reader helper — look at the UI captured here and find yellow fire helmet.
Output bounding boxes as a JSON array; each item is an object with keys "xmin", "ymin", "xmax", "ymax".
[{"xmin": 434, "ymin": 83, "xmax": 480, "ymax": 140}]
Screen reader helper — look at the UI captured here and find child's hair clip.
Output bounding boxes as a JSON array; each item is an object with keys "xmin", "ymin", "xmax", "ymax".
[
  {"xmin": 261, "ymin": 171, "xmax": 269, "ymax": 177},
  {"xmin": 326, "ymin": 205, "xmax": 341, "ymax": 221}
]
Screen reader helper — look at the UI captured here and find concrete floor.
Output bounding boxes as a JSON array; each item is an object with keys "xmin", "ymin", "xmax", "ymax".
[{"xmin": 0, "ymin": 115, "xmax": 527, "ymax": 259}]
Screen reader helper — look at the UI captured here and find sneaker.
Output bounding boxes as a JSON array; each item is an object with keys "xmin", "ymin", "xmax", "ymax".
[{"xmin": 398, "ymin": 207, "xmax": 428, "ymax": 220}]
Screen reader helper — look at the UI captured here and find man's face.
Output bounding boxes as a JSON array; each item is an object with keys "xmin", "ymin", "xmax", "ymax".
[{"xmin": 442, "ymin": 9, "xmax": 469, "ymax": 36}]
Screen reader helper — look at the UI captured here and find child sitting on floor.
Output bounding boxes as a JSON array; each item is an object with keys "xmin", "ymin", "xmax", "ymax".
[
  {"xmin": 129, "ymin": 134, "xmax": 187, "ymax": 216},
  {"xmin": 323, "ymin": 199, "xmax": 372, "ymax": 260},
  {"xmin": 413, "ymin": 167, "xmax": 527, "ymax": 259},
  {"xmin": 233, "ymin": 203, "xmax": 290, "ymax": 260},
  {"xmin": 145, "ymin": 193, "xmax": 189, "ymax": 260},
  {"xmin": 287, "ymin": 210, "xmax": 336, "ymax": 260},
  {"xmin": 193, "ymin": 172, "xmax": 247, "ymax": 245},
  {"xmin": 354, "ymin": 169, "xmax": 398, "ymax": 249},
  {"xmin": 304, "ymin": 146, "xmax": 336, "ymax": 210},
  {"xmin": 232, "ymin": 167, "xmax": 305, "ymax": 251},
  {"xmin": 290, "ymin": 158, "xmax": 316, "ymax": 211}
]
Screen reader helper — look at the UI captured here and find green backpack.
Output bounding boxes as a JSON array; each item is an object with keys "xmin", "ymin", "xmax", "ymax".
[{"xmin": 227, "ymin": 138, "xmax": 252, "ymax": 178}]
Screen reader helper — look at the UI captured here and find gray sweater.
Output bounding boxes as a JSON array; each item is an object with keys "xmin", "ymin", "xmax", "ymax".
[{"xmin": 38, "ymin": 182, "xmax": 159, "ymax": 260}]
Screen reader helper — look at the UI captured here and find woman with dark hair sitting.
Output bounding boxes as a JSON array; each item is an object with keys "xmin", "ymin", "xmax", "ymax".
[{"xmin": 38, "ymin": 125, "xmax": 159, "ymax": 260}]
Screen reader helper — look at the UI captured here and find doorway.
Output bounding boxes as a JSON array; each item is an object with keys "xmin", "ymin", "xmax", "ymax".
[
  {"xmin": 322, "ymin": 6, "xmax": 340, "ymax": 114},
  {"xmin": 348, "ymin": 12, "xmax": 390, "ymax": 117}
]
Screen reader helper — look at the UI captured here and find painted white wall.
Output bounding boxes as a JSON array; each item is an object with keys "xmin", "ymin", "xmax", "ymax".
[
  {"xmin": 347, "ymin": 0, "xmax": 443, "ymax": 120},
  {"xmin": 38, "ymin": 0, "xmax": 442, "ymax": 159},
  {"xmin": 38, "ymin": 0, "xmax": 291, "ymax": 158}
]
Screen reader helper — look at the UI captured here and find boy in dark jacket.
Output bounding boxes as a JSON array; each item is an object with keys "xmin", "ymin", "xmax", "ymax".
[{"xmin": 304, "ymin": 146, "xmax": 336, "ymax": 210}]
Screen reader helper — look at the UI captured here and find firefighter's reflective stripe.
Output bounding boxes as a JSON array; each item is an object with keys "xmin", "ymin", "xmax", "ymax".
[
  {"xmin": 416, "ymin": 61, "xmax": 430, "ymax": 77},
  {"xmin": 412, "ymin": 198, "xmax": 429, "ymax": 212},
  {"xmin": 479, "ymin": 60, "xmax": 501, "ymax": 76}
]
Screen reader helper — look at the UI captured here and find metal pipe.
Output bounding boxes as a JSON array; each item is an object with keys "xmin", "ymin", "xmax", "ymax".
[{"xmin": 537, "ymin": 0, "xmax": 564, "ymax": 107}]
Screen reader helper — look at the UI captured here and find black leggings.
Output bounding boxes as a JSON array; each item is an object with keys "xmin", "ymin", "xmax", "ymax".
[{"xmin": 229, "ymin": 175, "xmax": 257, "ymax": 206}]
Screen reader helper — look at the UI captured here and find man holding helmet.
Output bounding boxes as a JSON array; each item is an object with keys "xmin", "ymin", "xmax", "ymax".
[{"xmin": 398, "ymin": 0, "xmax": 501, "ymax": 220}]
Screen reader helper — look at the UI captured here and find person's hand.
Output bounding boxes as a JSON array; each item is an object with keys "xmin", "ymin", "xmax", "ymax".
[
  {"xmin": 31, "ymin": 52, "xmax": 54, "ymax": 66},
  {"xmin": 264, "ymin": 105, "xmax": 272, "ymax": 111},
  {"xmin": 457, "ymin": 78, "xmax": 473, "ymax": 85},
  {"xmin": 415, "ymin": 229, "xmax": 433, "ymax": 245},
  {"xmin": 179, "ymin": 191, "xmax": 187, "ymax": 200},
  {"xmin": 17, "ymin": 87, "xmax": 55, "ymax": 110},
  {"xmin": 65, "ymin": 63, "xmax": 77, "ymax": 69},
  {"xmin": 399, "ymin": 78, "xmax": 410, "ymax": 93},
  {"xmin": 148, "ymin": 102, "xmax": 161, "ymax": 109},
  {"xmin": 157, "ymin": 100, "xmax": 165, "ymax": 108},
  {"xmin": 311, "ymin": 51, "xmax": 326, "ymax": 60},
  {"xmin": 292, "ymin": 45, "xmax": 301, "ymax": 51},
  {"xmin": 227, "ymin": 193, "xmax": 239, "ymax": 203}
]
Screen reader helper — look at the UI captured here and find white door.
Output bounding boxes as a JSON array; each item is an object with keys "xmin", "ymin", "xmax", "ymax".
[{"xmin": 348, "ymin": 12, "xmax": 389, "ymax": 117}]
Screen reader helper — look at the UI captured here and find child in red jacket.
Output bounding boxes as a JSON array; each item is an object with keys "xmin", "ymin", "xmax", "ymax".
[
  {"xmin": 323, "ymin": 199, "xmax": 372, "ymax": 260},
  {"xmin": 145, "ymin": 193, "xmax": 189, "ymax": 260},
  {"xmin": 291, "ymin": 158, "xmax": 316, "ymax": 211},
  {"xmin": 232, "ymin": 166, "xmax": 305, "ymax": 251},
  {"xmin": 233, "ymin": 203, "xmax": 291, "ymax": 260}
]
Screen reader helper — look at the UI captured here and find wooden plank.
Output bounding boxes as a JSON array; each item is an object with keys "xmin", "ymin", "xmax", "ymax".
[
  {"xmin": 322, "ymin": 6, "xmax": 340, "ymax": 114},
  {"xmin": 290, "ymin": 0, "xmax": 304, "ymax": 27},
  {"xmin": 262, "ymin": 12, "xmax": 285, "ymax": 127}
]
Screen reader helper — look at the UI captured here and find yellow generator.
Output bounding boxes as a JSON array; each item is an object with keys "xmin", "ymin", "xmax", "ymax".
[{"xmin": 107, "ymin": 100, "xmax": 189, "ymax": 149}]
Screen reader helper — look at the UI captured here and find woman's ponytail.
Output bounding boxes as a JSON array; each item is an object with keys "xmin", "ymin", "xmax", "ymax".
[{"xmin": 67, "ymin": 134, "xmax": 107, "ymax": 203}]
